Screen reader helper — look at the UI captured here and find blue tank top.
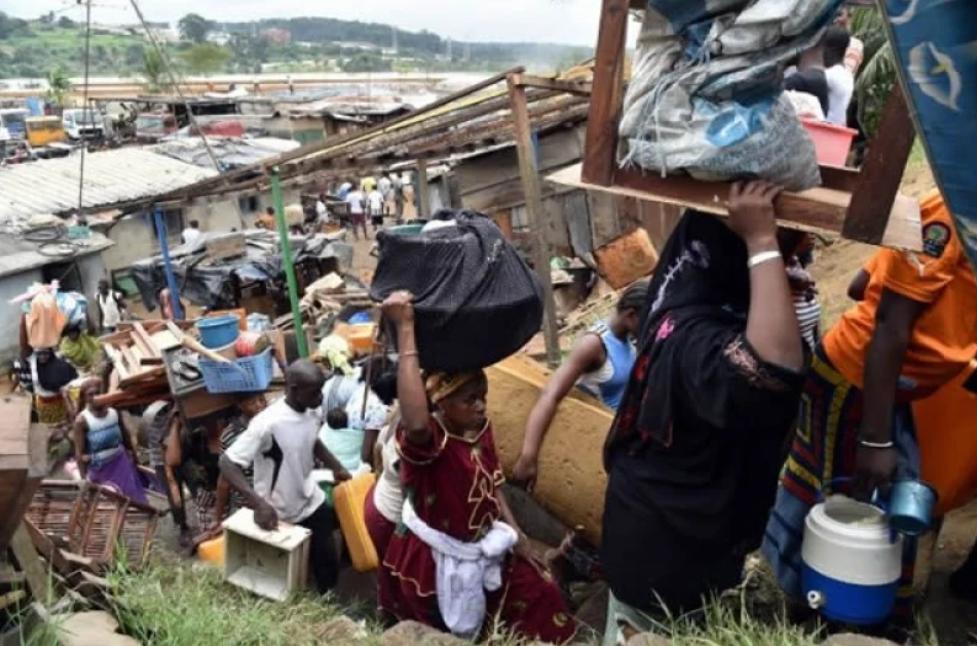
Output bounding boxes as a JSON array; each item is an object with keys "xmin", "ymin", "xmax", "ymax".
[
  {"xmin": 82, "ymin": 408, "xmax": 123, "ymax": 465},
  {"xmin": 584, "ymin": 323, "xmax": 635, "ymax": 411}
]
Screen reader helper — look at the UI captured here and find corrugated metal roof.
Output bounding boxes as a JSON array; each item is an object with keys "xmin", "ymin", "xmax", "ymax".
[
  {"xmin": 0, "ymin": 148, "xmax": 218, "ymax": 222},
  {"xmin": 0, "ymin": 231, "xmax": 114, "ymax": 279}
]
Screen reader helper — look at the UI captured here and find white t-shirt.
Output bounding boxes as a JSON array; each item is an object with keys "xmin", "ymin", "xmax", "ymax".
[
  {"xmin": 372, "ymin": 409, "xmax": 403, "ymax": 524},
  {"xmin": 367, "ymin": 190, "xmax": 384, "ymax": 214},
  {"xmin": 345, "ymin": 191, "xmax": 365, "ymax": 215},
  {"xmin": 378, "ymin": 176, "xmax": 392, "ymax": 198},
  {"xmin": 825, "ymin": 64, "xmax": 854, "ymax": 126},
  {"xmin": 315, "ymin": 200, "xmax": 328, "ymax": 218},
  {"xmin": 97, "ymin": 290, "xmax": 124, "ymax": 328},
  {"xmin": 224, "ymin": 398, "xmax": 326, "ymax": 523},
  {"xmin": 182, "ymin": 227, "xmax": 203, "ymax": 248}
]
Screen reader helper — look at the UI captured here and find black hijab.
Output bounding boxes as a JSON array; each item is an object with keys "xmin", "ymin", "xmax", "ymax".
[{"xmin": 604, "ymin": 210, "xmax": 751, "ymax": 460}]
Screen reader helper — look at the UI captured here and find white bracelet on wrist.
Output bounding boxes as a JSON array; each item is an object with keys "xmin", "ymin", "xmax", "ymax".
[{"xmin": 747, "ymin": 250, "xmax": 782, "ymax": 269}]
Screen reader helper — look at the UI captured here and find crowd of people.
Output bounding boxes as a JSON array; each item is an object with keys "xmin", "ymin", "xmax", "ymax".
[{"xmin": 11, "ymin": 155, "xmax": 976, "ymax": 645}]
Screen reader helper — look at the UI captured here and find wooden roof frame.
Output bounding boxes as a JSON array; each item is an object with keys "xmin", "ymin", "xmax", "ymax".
[{"xmin": 560, "ymin": 0, "xmax": 921, "ymax": 249}]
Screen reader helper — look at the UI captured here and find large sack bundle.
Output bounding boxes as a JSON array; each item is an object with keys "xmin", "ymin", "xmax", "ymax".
[
  {"xmin": 620, "ymin": 0, "xmax": 843, "ymax": 191},
  {"xmin": 370, "ymin": 210, "xmax": 543, "ymax": 372}
]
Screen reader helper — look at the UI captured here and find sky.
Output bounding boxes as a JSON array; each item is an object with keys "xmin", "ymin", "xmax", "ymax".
[{"xmin": 4, "ymin": 0, "xmax": 606, "ymax": 46}]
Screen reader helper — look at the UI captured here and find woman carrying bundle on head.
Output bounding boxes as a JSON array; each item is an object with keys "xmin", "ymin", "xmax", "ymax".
[
  {"xmin": 376, "ymin": 291, "xmax": 575, "ymax": 644},
  {"xmin": 600, "ymin": 181, "xmax": 810, "ymax": 643}
]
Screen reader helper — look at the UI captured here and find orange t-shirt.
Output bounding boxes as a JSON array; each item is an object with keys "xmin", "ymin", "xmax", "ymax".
[{"xmin": 823, "ymin": 190, "xmax": 977, "ymax": 398}]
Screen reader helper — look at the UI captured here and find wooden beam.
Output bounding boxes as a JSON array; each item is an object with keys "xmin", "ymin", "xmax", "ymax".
[
  {"xmin": 416, "ymin": 158, "xmax": 431, "ymax": 220},
  {"xmin": 507, "ymin": 75, "xmax": 561, "ymax": 368},
  {"xmin": 581, "ymin": 0, "xmax": 629, "ymax": 185},
  {"xmin": 512, "ymin": 73, "xmax": 593, "ymax": 96},
  {"xmin": 547, "ymin": 163, "xmax": 923, "ymax": 251},
  {"xmin": 842, "ymin": 87, "xmax": 915, "ymax": 244},
  {"xmin": 9, "ymin": 523, "xmax": 47, "ymax": 603}
]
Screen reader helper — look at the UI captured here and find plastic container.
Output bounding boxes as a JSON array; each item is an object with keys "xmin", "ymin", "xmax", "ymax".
[
  {"xmin": 198, "ymin": 533, "xmax": 225, "ymax": 566},
  {"xmin": 333, "ymin": 472, "xmax": 379, "ymax": 572},
  {"xmin": 800, "ymin": 118, "xmax": 858, "ymax": 167},
  {"xmin": 802, "ymin": 495, "xmax": 903, "ymax": 625},
  {"xmin": 199, "ymin": 348, "xmax": 274, "ymax": 393},
  {"xmin": 196, "ymin": 315, "xmax": 241, "ymax": 349}
]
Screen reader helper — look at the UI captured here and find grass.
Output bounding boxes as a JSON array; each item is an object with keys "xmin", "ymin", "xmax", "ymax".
[
  {"xmin": 105, "ymin": 555, "xmax": 379, "ymax": 646},
  {"xmin": 68, "ymin": 552, "xmax": 944, "ymax": 646}
]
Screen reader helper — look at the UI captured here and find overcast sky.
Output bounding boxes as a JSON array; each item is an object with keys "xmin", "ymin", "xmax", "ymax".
[{"xmin": 4, "ymin": 1, "xmax": 606, "ymax": 46}]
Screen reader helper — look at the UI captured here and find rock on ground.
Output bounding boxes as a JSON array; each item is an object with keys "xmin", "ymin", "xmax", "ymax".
[
  {"xmin": 823, "ymin": 634, "xmax": 901, "ymax": 646},
  {"xmin": 380, "ymin": 620, "xmax": 469, "ymax": 646},
  {"xmin": 314, "ymin": 615, "xmax": 368, "ymax": 644},
  {"xmin": 56, "ymin": 611, "xmax": 140, "ymax": 646},
  {"xmin": 626, "ymin": 633, "xmax": 672, "ymax": 646}
]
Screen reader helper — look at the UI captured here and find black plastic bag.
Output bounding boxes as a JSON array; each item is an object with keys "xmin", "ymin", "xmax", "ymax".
[{"xmin": 370, "ymin": 210, "xmax": 543, "ymax": 372}]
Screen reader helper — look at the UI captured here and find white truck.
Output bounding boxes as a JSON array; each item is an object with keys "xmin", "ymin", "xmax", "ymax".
[{"xmin": 62, "ymin": 108, "xmax": 105, "ymax": 140}]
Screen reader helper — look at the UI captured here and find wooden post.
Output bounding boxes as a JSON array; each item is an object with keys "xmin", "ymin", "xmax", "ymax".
[
  {"xmin": 842, "ymin": 87, "xmax": 915, "ymax": 244},
  {"xmin": 507, "ymin": 74, "xmax": 561, "ymax": 368},
  {"xmin": 416, "ymin": 158, "xmax": 431, "ymax": 219},
  {"xmin": 581, "ymin": 0, "xmax": 630, "ymax": 186}
]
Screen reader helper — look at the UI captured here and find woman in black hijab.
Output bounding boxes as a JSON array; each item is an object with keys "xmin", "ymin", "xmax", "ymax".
[{"xmin": 601, "ymin": 181, "xmax": 806, "ymax": 642}]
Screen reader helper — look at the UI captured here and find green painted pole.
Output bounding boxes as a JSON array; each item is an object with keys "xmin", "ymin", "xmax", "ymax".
[{"xmin": 271, "ymin": 166, "xmax": 308, "ymax": 358}]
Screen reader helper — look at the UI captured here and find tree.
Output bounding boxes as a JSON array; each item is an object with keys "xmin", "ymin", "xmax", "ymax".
[
  {"xmin": 57, "ymin": 16, "xmax": 74, "ymax": 29},
  {"xmin": 45, "ymin": 66, "xmax": 71, "ymax": 107},
  {"xmin": 850, "ymin": 7, "xmax": 896, "ymax": 138},
  {"xmin": 179, "ymin": 42, "xmax": 230, "ymax": 76},
  {"xmin": 141, "ymin": 47, "xmax": 167, "ymax": 91},
  {"xmin": 178, "ymin": 13, "xmax": 212, "ymax": 44},
  {"xmin": 0, "ymin": 12, "xmax": 30, "ymax": 39}
]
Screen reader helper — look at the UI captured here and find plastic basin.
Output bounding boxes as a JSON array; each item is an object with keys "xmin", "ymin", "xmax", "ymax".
[
  {"xmin": 800, "ymin": 118, "xmax": 858, "ymax": 167},
  {"xmin": 196, "ymin": 315, "xmax": 241, "ymax": 349}
]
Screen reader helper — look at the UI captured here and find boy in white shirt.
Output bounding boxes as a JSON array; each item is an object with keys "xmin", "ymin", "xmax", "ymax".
[{"xmin": 221, "ymin": 360, "xmax": 351, "ymax": 592}]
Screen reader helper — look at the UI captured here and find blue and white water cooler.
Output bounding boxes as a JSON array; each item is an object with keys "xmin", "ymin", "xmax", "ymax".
[{"xmin": 801, "ymin": 494, "xmax": 903, "ymax": 625}]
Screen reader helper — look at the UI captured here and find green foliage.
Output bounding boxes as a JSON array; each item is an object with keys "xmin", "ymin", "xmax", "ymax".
[
  {"xmin": 340, "ymin": 52, "xmax": 393, "ymax": 73},
  {"xmin": 107, "ymin": 557, "xmax": 371, "ymax": 645},
  {"xmin": 851, "ymin": 6, "xmax": 897, "ymax": 138},
  {"xmin": 45, "ymin": 65, "xmax": 71, "ymax": 106},
  {"xmin": 0, "ymin": 11, "xmax": 30, "ymax": 39},
  {"xmin": 57, "ymin": 16, "xmax": 74, "ymax": 29},
  {"xmin": 179, "ymin": 42, "xmax": 231, "ymax": 76},
  {"xmin": 142, "ymin": 47, "xmax": 167, "ymax": 92},
  {"xmin": 178, "ymin": 13, "xmax": 212, "ymax": 44}
]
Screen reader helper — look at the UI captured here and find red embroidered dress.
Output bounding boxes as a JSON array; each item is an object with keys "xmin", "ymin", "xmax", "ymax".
[{"xmin": 378, "ymin": 417, "xmax": 574, "ymax": 643}]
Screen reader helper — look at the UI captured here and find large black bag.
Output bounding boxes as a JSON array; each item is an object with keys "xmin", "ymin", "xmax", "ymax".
[{"xmin": 369, "ymin": 210, "xmax": 543, "ymax": 372}]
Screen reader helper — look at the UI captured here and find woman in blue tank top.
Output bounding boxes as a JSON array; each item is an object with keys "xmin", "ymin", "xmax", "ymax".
[{"xmin": 512, "ymin": 281, "xmax": 649, "ymax": 488}]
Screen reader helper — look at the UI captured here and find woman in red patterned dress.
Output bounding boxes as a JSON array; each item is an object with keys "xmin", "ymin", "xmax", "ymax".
[{"xmin": 377, "ymin": 291, "xmax": 575, "ymax": 643}]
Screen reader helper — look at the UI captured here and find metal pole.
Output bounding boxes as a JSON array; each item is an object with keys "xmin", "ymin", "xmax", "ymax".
[
  {"xmin": 153, "ymin": 207, "xmax": 184, "ymax": 320},
  {"xmin": 271, "ymin": 167, "xmax": 308, "ymax": 358}
]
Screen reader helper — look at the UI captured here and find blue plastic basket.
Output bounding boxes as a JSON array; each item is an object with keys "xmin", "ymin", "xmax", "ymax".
[{"xmin": 198, "ymin": 348, "xmax": 274, "ymax": 393}]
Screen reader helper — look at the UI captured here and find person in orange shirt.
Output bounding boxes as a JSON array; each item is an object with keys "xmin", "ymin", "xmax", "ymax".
[{"xmin": 762, "ymin": 189, "xmax": 977, "ymax": 618}]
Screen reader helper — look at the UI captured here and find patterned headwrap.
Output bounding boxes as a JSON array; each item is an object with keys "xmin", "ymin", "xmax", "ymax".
[
  {"xmin": 425, "ymin": 370, "xmax": 484, "ymax": 404},
  {"xmin": 316, "ymin": 335, "xmax": 353, "ymax": 376}
]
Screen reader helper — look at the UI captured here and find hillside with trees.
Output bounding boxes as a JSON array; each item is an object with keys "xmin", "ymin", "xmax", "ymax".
[{"xmin": 0, "ymin": 10, "xmax": 591, "ymax": 80}]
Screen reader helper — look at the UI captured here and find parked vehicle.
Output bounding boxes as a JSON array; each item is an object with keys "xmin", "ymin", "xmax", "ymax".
[
  {"xmin": 0, "ymin": 109, "xmax": 29, "ymax": 141},
  {"xmin": 135, "ymin": 112, "xmax": 178, "ymax": 142},
  {"xmin": 63, "ymin": 108, "xmax": 105, "ymax": 140},
  {"xmin": 26, "ymin": 116, "xmax": 68, "ymax": 147}
]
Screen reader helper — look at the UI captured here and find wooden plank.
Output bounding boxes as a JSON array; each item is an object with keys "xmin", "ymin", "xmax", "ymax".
[
  {"xmin": 512, "ymin": 73, "xmax": 593, "ymax": 96},
  {"xmin": 581, "ymin": 0, "xmax": 629, "ymax": 185},
  {"xmin": 507, "ymin": 74, "xmax": 561, "ymax": 368},
  {"xmin": 131, "ymin": 323, "xmax": 159, "ymax": 360},
  {"xmin": 416, "ymin": 158, "xmax": 431, "ymax": 220},
  {"xmin": 843, "ymin": 87, "xmax": 916, "ymax": 244},
  {"xmin": 119, "ymin": 346, "xmax": 140, "ymax": 375},
  {"xmin": 102, "ymin": 345, "xmax": 129, "ymax": 381},
  {"xmin": 547, "ymin": 163, "xmax": 923, "ymax": 251},
  {"xmin": 9, "ymin": 523, "xmax": 47, "ymax": 602}
]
